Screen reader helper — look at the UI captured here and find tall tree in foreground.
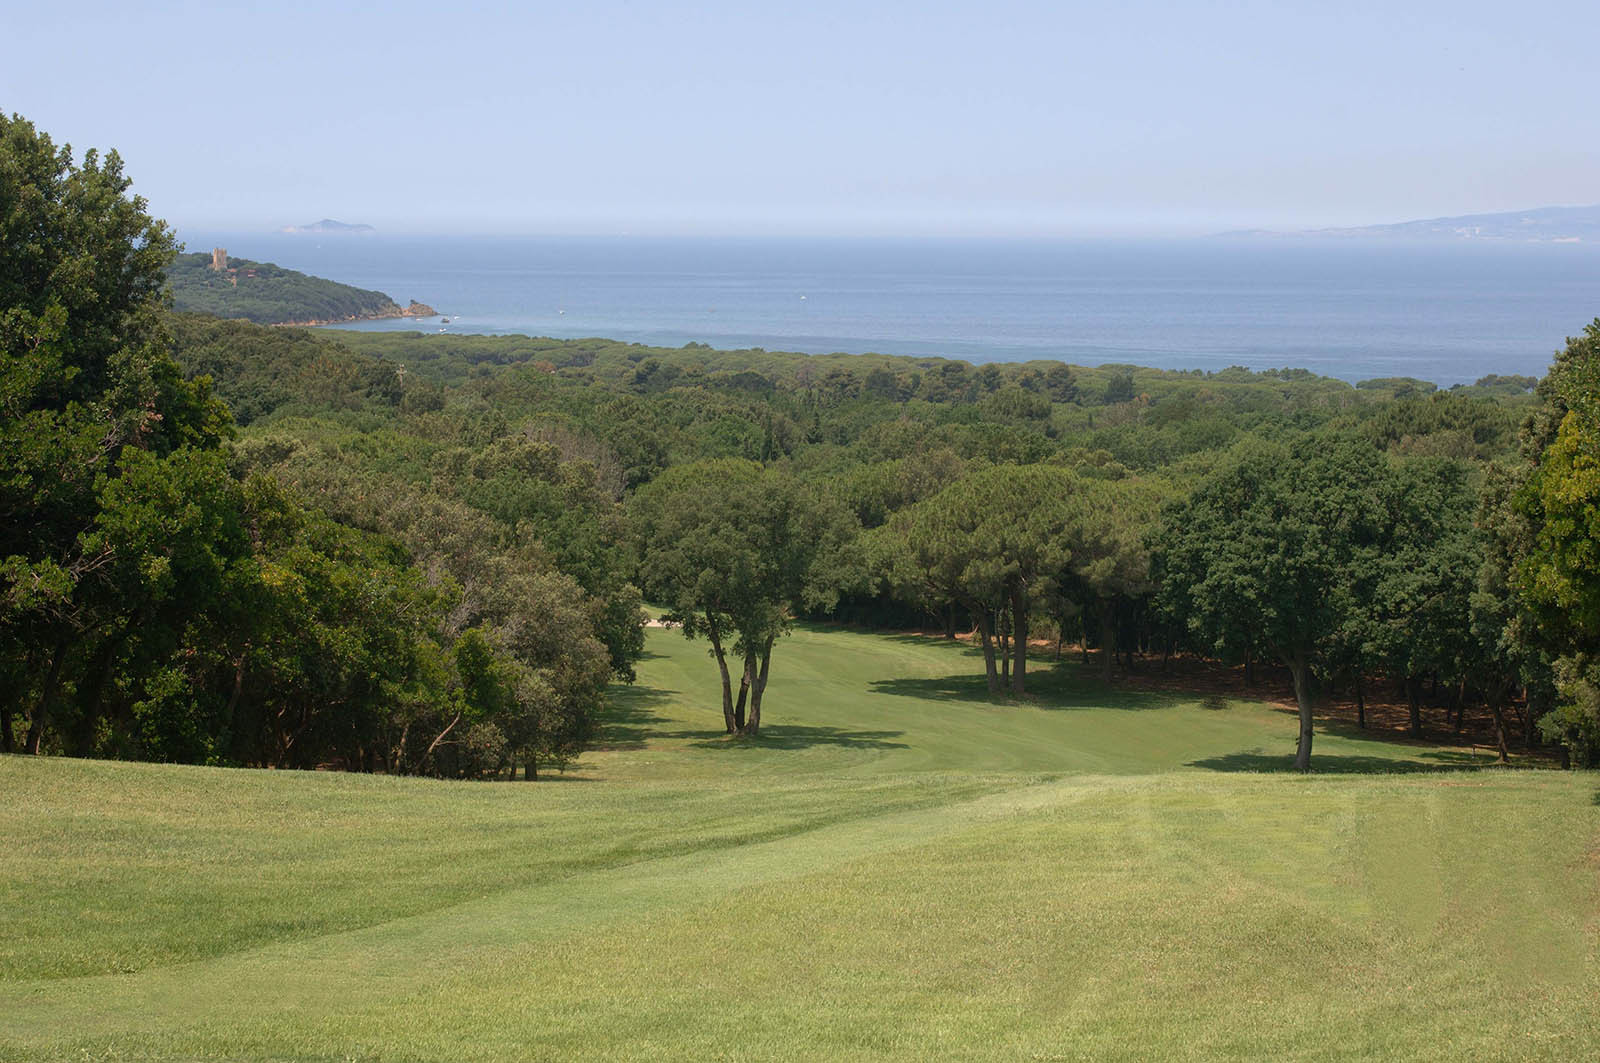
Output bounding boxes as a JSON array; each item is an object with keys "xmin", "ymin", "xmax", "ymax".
[
  {"xmin": 630, "ymin": 459, "xmax": 855, "ymax": 734},
  {"xmin": 1153, "ymin": 437, "xmax": 1390, "ymax": 771},
  {"xmin": 0, "ymin": 112, "xmax": 231, "ymax": 753}
]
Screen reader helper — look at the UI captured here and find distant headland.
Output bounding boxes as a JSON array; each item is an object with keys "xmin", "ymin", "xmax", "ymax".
[
  {"xmin": 1222, "ymin": 204, "xmax": 1600, "ymax": 243},
  {"xmin": 167, "ymin": 249, "xmax": 435, "ymax": 326},
  {"xmin": 279, "ymin": 219, "xmax": 376, "ymax": 234}
]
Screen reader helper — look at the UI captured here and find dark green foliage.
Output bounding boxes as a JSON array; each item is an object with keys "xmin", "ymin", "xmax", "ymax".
[
  {"xmin": 1, "ymin": 112, "xmax": 227, "ymax": 755},
  {"xmin": 213, "ymin": 476, "xmax": 447, "ymax": 770},
  {"xmin": 878, "ymin": 465, "xmax": 1082, "ymax": 693},
  {"xmin": 1472, "ymin": 373, "xmax": 1538, "ymax": 394},
  {"xmin": 1507, "ymin": 321, "xmax": 1600, "ymax": 765},
  {"xmin": 630, "ymin": 460, "xmax": 857, "ymax": 733},
  {"xmin": 839, "ymin": 450, "xmax": 968, "ymax": 529},
  {"xmin": 2, "ymin": 114, "xmax": 623, "ymax": 775},
  {"xmin": 1103, "ymin": 370, "xmax": 1137, "ymax": 404},
  {"xmin": 168, "ymin": 312, "xmax": 403, "ymax": 424},
  {"xmin": 1153, "ymin": 437, "xmax": 1401, "ymax": 770},
  {"xmin": 1363, "ymin": 391, "xmax": 1517, "ymax": 460},
  {"xmin": 1356, "ymin": 377, "xmax": 1438, "ymax": 398},
  {"xmin": 1021, "ymin": 363, "xmax": 1079, "ymax": 403}
]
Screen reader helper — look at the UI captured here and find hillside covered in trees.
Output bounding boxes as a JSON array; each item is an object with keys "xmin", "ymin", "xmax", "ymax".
[
  {"xmin": 5, "ymin": 109, "xmax": 1598, "ymax": 778},
  {"xmin": 221, "ymin": 321, "xmax": 1589, "ymax": 768},
  {"xmin": 166, "ymin": 251, "xmax": 434, "ymax": 325}
]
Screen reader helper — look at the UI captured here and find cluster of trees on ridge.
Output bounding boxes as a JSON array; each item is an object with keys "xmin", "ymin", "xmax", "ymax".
[{"xmin": 4, "ymin": 111, "xmax": 1598, "ymax": 774}]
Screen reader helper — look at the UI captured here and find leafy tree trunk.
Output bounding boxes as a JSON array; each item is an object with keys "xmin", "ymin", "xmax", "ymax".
[
  {"xmin": 393, "ymin": 721, "xmax": 412, "ymax": 775},
  {"xmin": 706, "ymin": 618, "xmax": 737, "ymax": 733},
  {"xmin": 1453, "ymin": 680, "xmax": 1467, "ymax": 733},
  {"xmin": 273, "ymin": 702, "xmax": 315, "ymax": 770},
  {"xmin": 1243, "ymin": 646, "xmax": 1255, "ymax": 687},
  {"xmin": 1355, "ymin": 674, "xmax": 1366, "ymax": 729},
  {"xmin": 1099, "ymin": 599, "xmax": 1116, "ymax": 682},
  {"xmin": 975, "ymin": 609, "xmax": 1000, "ymax": 694},
  {"xmin": 1, "ymin": 705, "xmax": 12, "ymax": 753},
  {"xmin": 1405, "ymin": 675, "xmax": 1423, "ymax": 736},
  {"xmin": 26, "ymin": 639, "xmax": 68, "ymax": 755},
  {"xmin": 746, "ymin": 638, "xmax": 774, "ymax": 734},
  {"xmin": 74, "ymin": 626, "xmax": 128, "ymax": 754},
  {"xmin": 997, "ymin": 606, "xmax": 1011, "ymax": 688},
  {"xmin": 1504, "ymin": 694, "xmax": 1529, "ymax": 742},
  {"xmin": 734, "ymin": 653, "xmax": 754, "ymax": 732},
  {"xmin": 1010, "ymin": 583, "xmax": 1028, "ymax": 694},
  {"xmin": 1488, "ymin": 695, "xmax": 1511, "ymax": 765},
  {"xmin": 944, "ymin": 603, "xmax": 956, "ymax": 640},
  {"xmin": 224, "ymin": 652, "xmax": 247, "ymax": 733},
  {"xmin": 1289, "ymin": 652, "xmax": 1314, "ymax": 772}
]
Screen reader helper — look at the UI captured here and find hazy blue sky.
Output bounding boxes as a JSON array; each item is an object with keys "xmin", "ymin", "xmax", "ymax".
[{"xmin": 6, "ymin": 0, "xmax": 1598, "ymax": 236}]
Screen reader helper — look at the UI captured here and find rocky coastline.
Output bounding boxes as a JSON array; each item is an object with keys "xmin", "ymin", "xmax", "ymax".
[{"xmin": 271, "ymin": 299, "xmax": 438, "ymax": 328}]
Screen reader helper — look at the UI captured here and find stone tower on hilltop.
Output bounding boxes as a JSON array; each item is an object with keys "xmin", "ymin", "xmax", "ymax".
[{"xmin": 210, "ymin": 247, "xmax": 227, "ymax": 271}]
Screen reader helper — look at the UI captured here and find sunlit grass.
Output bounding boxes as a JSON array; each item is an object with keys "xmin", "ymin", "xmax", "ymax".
[{"xmin": 3, "ymin": 625, "xmax": 1595, "ymax": 1060}]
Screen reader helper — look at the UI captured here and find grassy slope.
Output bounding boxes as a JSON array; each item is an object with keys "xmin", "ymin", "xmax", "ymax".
[{"xmin": 2, "ymin": 627, "xmax": 1596, "ymax": 1061}]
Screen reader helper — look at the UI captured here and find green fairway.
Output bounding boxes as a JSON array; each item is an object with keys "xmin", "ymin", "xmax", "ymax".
[{"xmin": 3, "ymin": 626, "xmax": 1597, "ymax": 1061}]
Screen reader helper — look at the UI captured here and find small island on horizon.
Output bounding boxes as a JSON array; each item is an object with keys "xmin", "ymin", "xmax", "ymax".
[{"xmin": 279, "ymin": 218, "xmax": 376, "ymax": 234}]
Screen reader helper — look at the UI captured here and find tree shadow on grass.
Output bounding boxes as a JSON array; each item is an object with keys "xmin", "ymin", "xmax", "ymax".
[
  {"xmin": 1315, "ymin": 716, "xmax": 1458, "ymax": 747},
  {"xmin": 666, "ymin": 725, "xmax": 908, "ymax": 752},
  {"xmin": 873, "ymin": 632, "xmax": 991, "ymax": 657},
  {"xmin": 1311, "ymin": 718, "xmax": 1552, "ymax": 767},
  {"xmin": 1187, "ymin": 750, "xmax": 1494, "ymax": 774},
  {"xmin": 866, "ymin": 673, "xmax": 999, "ymax": 703},
  {"xmin": 1417, "ymin": 749, "xmax": 1509, "ymax": 767},
  {"xmin": 868, "ymin": 665, "xmax": 1181, "ymax": 712},
  {"xmin": 596, "ymin": 685, "xmax": 675, "ymax": 750}
]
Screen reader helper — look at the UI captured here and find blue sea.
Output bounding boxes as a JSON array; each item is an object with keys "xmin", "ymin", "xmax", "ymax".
[{"xmin": 176, "ymin": 233, "xmax": 1600, "ymax": 386}]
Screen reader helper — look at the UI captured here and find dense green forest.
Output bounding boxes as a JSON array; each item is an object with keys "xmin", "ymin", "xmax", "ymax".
[
  {"xmin": 5, "ymin": 111, "xmax": 1598, "ymax": 775},
  {"xmin": 166, "ymin": 251, "xmax": 429, "ymax": 325}
]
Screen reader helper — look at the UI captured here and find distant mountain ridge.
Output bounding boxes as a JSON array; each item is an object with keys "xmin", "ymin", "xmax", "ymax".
[
  {"xmin": 280, "ymin": 219, "xmax": 376, "ymax": 234},
  {"xmin": 1223, "ymin": 204, "xmax": 1600, "ymax": 242}
]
